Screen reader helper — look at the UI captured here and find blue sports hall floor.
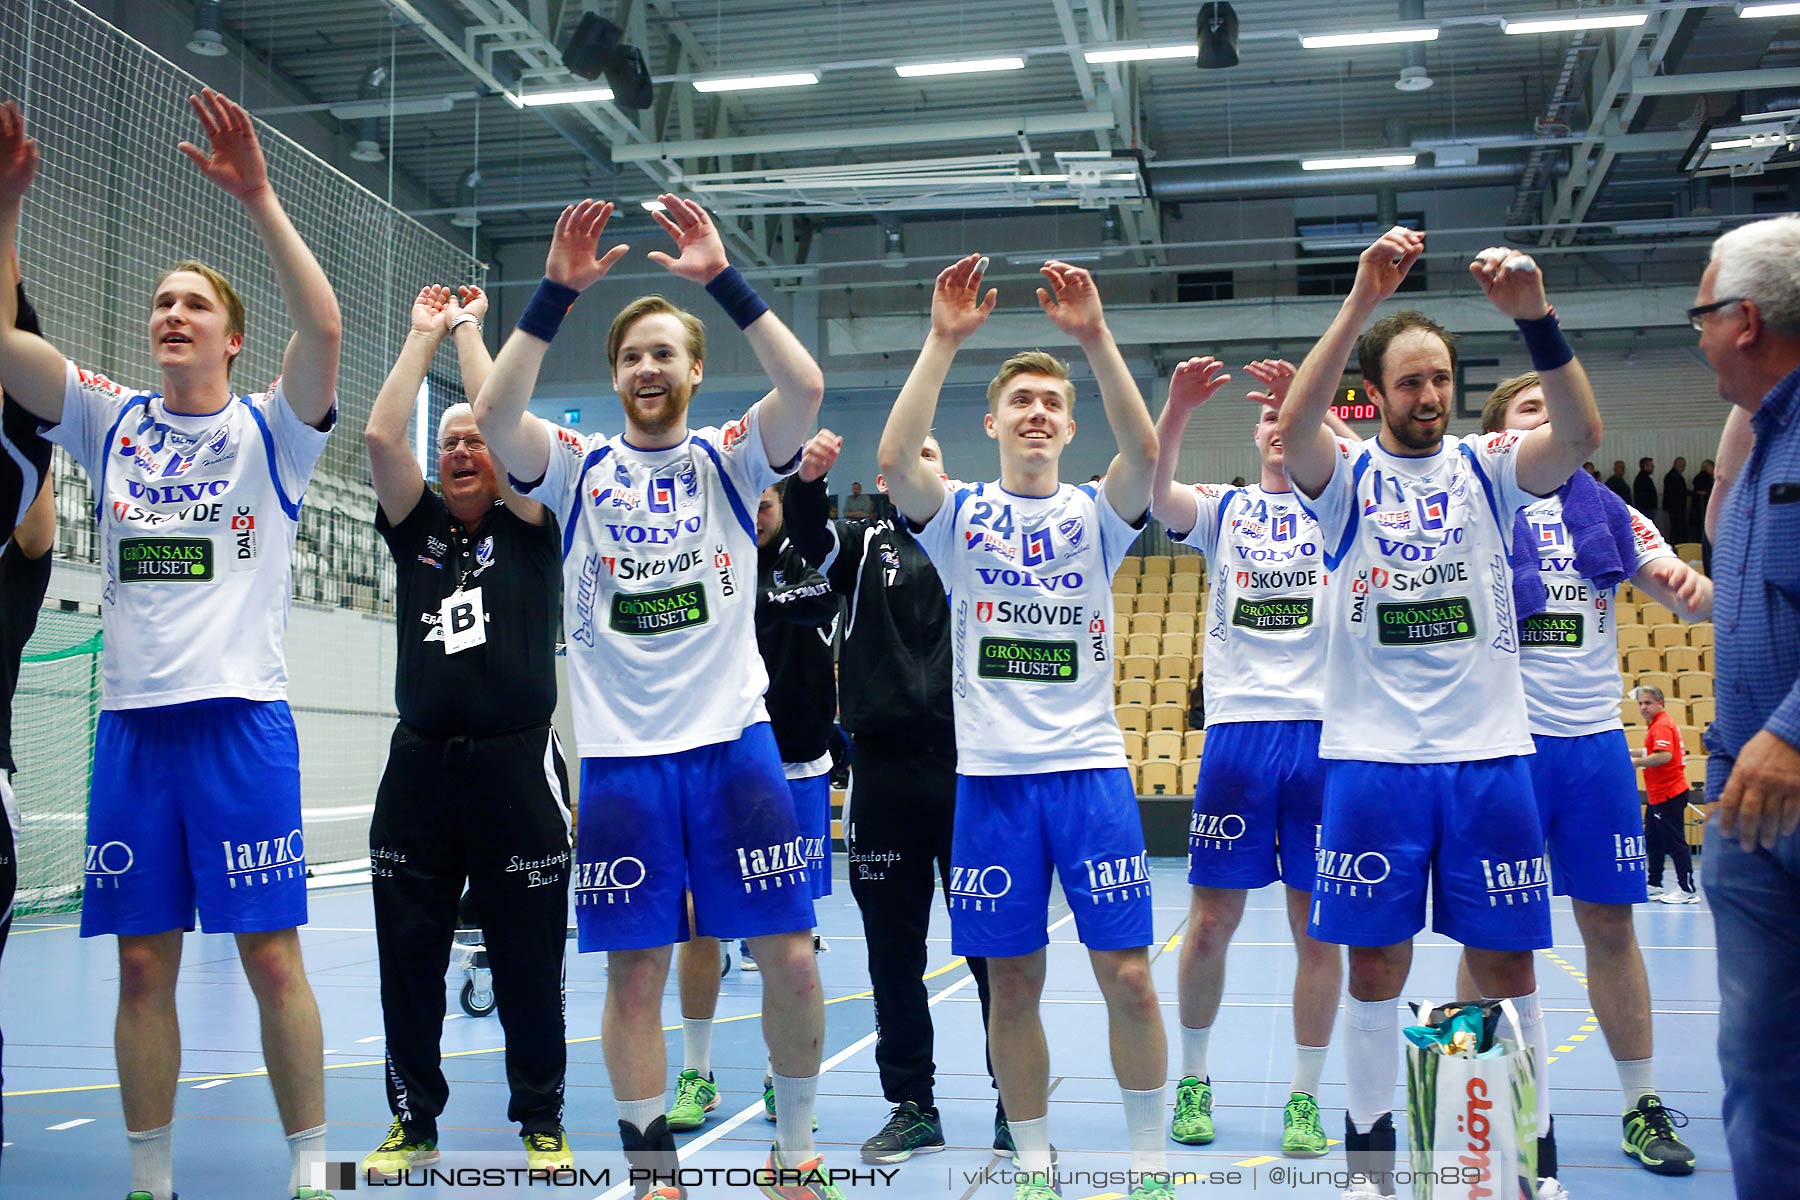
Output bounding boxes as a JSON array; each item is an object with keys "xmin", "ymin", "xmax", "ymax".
[{"xmin": 1, "ymin": 858, "xmax": 1728, "ymax": 1197}]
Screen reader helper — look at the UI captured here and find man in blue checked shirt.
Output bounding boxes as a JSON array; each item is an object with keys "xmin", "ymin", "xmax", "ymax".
[{"xmin": 1693, "ymin": 213, "xmax": 1800, "ymax": 1200}]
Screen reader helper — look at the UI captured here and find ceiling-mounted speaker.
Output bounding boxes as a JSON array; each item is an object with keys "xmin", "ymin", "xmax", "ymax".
[
  {"xmin": 561, "ymin": 13, "xmax": 656, "ymax": 111},
  {"xmin": 562, "ymin": 14, "xmax": 624, "ymax": 79},
  {"xmin": 1197, "ymin": 3, "xmax": 1239, "ymax": 70}
]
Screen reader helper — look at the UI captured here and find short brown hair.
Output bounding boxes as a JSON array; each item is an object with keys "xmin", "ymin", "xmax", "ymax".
[
  {"xmin": 157, "ymin": 260, "xmax": 246, "ymax": 375},
  {"xmin": 986, "ymin": 350, "xmax": 1074, "ymax": 412},
  {"xmin": 607, "ymin": 295, "xmax": 706, "ymax": 370},
  {"xmin": 1480, "ymin": 371, "xmax": 1543, "ymax": 434},
  {"xmin": 1357, "ymin": 310, "xmax": 1456, "ymax": 394}
]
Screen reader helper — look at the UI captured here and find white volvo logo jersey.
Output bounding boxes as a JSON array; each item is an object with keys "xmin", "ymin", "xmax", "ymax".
[
  {"xmin": 1298, "ymin": 431, "xmax": 1538, "ymax": 764},
  {"xmin": 1518, "ymin": 497, "xmax": 1672, "ymax": 737},
  {"xmin": 43, "ymin": 362, "xmax": 330, "ymax": 710},
  {"xmin": 912, "ymin": 479, "xmax": 1141, "ymax": 776},
  {"xmin": 1178, "ymin": 482, "xmax": 1332, "ymax": 726},
  {"xmin": 521, "ymin": 403, "xmax": 792, "ymax": 758}
]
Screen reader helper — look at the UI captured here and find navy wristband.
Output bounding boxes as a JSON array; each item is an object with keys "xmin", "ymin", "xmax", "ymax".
[
  {"xmin": 705, "ymin": 265, "xmax": 769, "ymax": 331},
  {"xmin": 1515, "ymin": 309, "xmax": 1574, "ymax": 372},
  {"xmin": 517, "ymin": 277, "xmax": 579, "ymax": 343}
]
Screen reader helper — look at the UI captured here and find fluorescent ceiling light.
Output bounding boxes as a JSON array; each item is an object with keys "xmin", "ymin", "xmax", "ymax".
[
  {"xmin": 516, "ymin": 86, "xmax": 614, "ymax": 107},
  {"xmin": 1302, "ymin": 28, "xmax": 1439, "ymax": 50},
  {"xmin": 1503, "ymin": 12, "xmax": 1648, "ymax": 35},
  {"xmin": 1738, "ymin": 3, "xmax": 1800, "ymax": 17},
  {"xmin": 1084, "ymin": 43, "xmax": 1193, "ymax": 64},
  {"xmin": 692, "ymin": 72, "xmax": 819, "ymax": 93},
  {"xmin": 327, "ymin": 95, "xmax": 456, "ymax": 120},
  {"xmin": 641, "ymin": 200, "xmax": 668, "ymax": 212},
  {"xmin": 1300, "ymin": 152, "xmax": 1418, "ymax": 171},
  {"xmin": 1710, "ymin": 133, "xmax": 1795, "ymax": 151},
  {"xmin": 895, "ymin": 56, "xmax": 1025, "ymax": 78}
]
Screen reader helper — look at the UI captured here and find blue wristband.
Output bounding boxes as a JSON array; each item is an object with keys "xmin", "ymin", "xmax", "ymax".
[
  {"xmin": 517, "ymin": 277, "xmax": 580, "ymax": 343},
  {"xmin": 704, "ymin": 265, "xmax": 769, "ymax": 331},
  {"xmin": 1515, "ymin": 309, "xmax": 1574, "ymax": 372}
]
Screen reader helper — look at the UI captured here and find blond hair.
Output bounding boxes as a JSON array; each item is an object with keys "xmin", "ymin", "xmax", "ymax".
[
  {"xmin": 1480, "ymin": 371, "xmax": 1542, "ymax": 434},
  {"xmin": 986, "ymin": 350, "xmax": 1074, "ymax": 412}
]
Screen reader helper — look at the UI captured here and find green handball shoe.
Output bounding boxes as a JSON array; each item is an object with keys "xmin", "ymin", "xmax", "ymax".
[
  {"xmin": 1282, "ymin": 1091, "xmax": 1328, "ymax": 1157},
  {"xmin": 667, "ymin": 1068, "xmax": 720, "ymax": 1131},
  {"xmin": 1169, "ymin": 1076, "xmax": 1215, "ymax": 1145},
  {"xmin": 1128, "ymin": 1175, "xmax": 1175, "ymax": 1199},
  {"xmin": 1622, "ymin": 1094, "xmax": 1696, "ymax": 1176},
  {"xmin": 1013, "ymin": 1170, "xmax": 1062, "ymax": 1199}
]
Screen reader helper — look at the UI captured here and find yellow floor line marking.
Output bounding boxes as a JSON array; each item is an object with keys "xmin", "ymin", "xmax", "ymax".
[
  {"xmin": 1163, "ymin": 932, "xmax": 1184, "ymax": 951},
  {"xmin": 1235, "ymin": 1155, "xmax": 1278, "ymax": 1167}
]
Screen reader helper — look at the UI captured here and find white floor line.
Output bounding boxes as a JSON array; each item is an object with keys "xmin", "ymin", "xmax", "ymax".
[
  {"xmin": 590, "ymin": 912, "xmax": 1078, "ymax": 1200},
  {"xmin": 46, "ymin": 1118, "xmax": 94, "ymax": 1131},
  {"xmin": 190, "ymin": 1079, "xmax": 230, "ymax": 1090}
]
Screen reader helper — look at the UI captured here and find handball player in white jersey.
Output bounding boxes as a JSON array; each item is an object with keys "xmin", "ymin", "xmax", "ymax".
[
  {"xmin": 1466, "ymin": 372, "xmax": 1706, "ymax": 1176},
  {"xmin": 878, "ymin": 254, "xmax": 1170, "ymax": 1200},
  {"xmin": 1147, "ymin": 357, "xmax": 1349, "ymax": 1157},
  {"xmin": 474, "ymin": 196, "xmax": 839, "ymax": 1200},
  {"xmin": 0, "ymin": 96, "xmax": 340, "ymax": 1200},
  {"xmin": 1277, "ymin": 228, "xmax": 1603, "ymax": 1199}
]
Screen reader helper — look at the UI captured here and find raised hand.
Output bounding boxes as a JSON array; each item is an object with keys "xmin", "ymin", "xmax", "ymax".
[
  {"xmin": 545, "ymin": 199, "xmax": 630, "ymax": 293},
  {"xmin": 1352, "ymin": 226, "xmax": 1426, "ymax": 304},
  {"xmin": 177, "ymin": 89, "xmax": 270, "ymax": 201},
  {"xmin": 450, "ymin": 284, "xmax": 489, "ymax": 322},
  {"xmin": 411, "ymin": 285, "xmax": 451, "ymax": 335},
  {"xmin": 1036, "ymin": 260, "xmax": 1107, "ymax": 344},
  {"xmin": 0, "ymin": 102, "xmax": 40, "ymax": 202},
  {"xmin": 1166, "ymin": 356, "xmax": 1232, "ymax": 414},
  {"xmin": 798, "ymin": 428, "xmax": 843, "ymax": 483},
  {"xmin": 929, "ymin": 253, "xmax": 998, "ymax": 345},
  {"xmin": 645, "ymin": 194, "xmax": 730, "ymax": 284},
  {"xmin": 1470, "ymin": 245, "xmax": 1551, "ymax": 320},
  {"xmin": 1244, "ymin": 358, "xmax": 1297, "ymax": 409}
]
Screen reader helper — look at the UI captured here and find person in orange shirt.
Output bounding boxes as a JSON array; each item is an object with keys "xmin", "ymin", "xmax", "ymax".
[{"xmin": 1632, "ymin": 686, "xmax": 1698, "ymax": 903}]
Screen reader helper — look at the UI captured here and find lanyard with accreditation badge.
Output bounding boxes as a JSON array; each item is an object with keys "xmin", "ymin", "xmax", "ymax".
[{"xmin": 438, "ymin": 531, "xmax": 488, "ymax": 656}]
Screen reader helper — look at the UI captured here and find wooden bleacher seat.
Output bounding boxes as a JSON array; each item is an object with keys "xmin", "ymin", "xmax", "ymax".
[
  {"xmin": 1678, "ymin": 725, "xmax": 1706, "ymax": 756},
  {"xmin": 1616, "ymin": 626, "xmax": 1651, "ymax": 654},
  {"xmin": 1131, "ymin": 612, "xmax": 1164, "ymax": 639},
  {"xmin": 1116, "ymin": 557, "xmax": 1142, "ymax": 577},
  {"xmin": 1165, "ymin": 611, "xmax": 1196, "ymax": 636},
  {"xmin": 1180, "ymin": 759, "xmax": 1203, "ymax": 794},
  {"xmin": 1127, "ymin": 633, "xmax": 1160, "ymax": 658},
  {"xmin": 1139, "ymin": 760, "xmax": 1179, "ymax": 796},
  {"xmin": 1122, "ymin": 731, "xmax": 1144, "ymax": 763},
  {"xmin": 1635, "ymin": 670, "xmax": 1676, "ymax": 697},
  {"xmin": 1170, "ymin": 574, "xmax": 1202, "ymax": 595},
  {"xmin": 1662, "ymin": 646, "xmax": 1702, "ymax": 674},
  {"xmin": 1153, "ymin": 678, "xmax": 1188, "ymax": 707},
  {"xmin": 1142, "ymin": 556, "xmax": 1173, "ymax": 577},
  {"xmin": 1136, "ymin": 594, "xmax": 1167, "ymax": 616},
  {"xmin": 1146, "ymin": 731, "xmax": 1183, "ymax": 761},
  {"xmin": 1115, "ymin": 705, "xmax": 1149, "ymax": 735},
  {"xmin": 1184, "ymin": 729, "xmax": 1207, "ymax": 759},
  {"xmin": 1675, "ymin": 672, "xmax": 1713, "ymax": 700},
  {"xmin": 1688, "ymin": 623, "xmax": 1714, "ymax": 649},
  {"xmin": 1172, "ymin": 555, "xmax": 1204, "ymax": 574},
  {"xmin": 1614, "ymin": 601, "xmax": 1640, "ymax": 626},
  {"xmin": 1640, "ymin": 602, "xmax": 1677, "ymax": 626},
  {"xmin": 1162, "ymin": 633, "xmax": 1195, "ymax": 659},
  {"xmin": 1165, "ymin": 593, "xmax": 1199, "ymax": 616},
  {"xmin": 1117, "ymin": 679, "xmax": 1152, "ymax": 707},
  {"xmin": 1120, "ymin": 654, "xmax": 1155, "ymax": 682},
  {"xmin": 1148, "ymin": 702, "xmax": 1186, "ymax": 732},
  {"xmin": 1690, "ymin": 697, "xmax": 1715, "ymax": 726},
  {"xmin": 1157, "ymin": 654, "xmax": 1192, "ymax": 682},
  {"xmin": 1625, "ymin": 727, "xmax": 1648, "ymax": 752},
  {"xmin": 1651, "ymin": 625, "xmax": 1688, "ymax": 650},
  {"xmin": 1623, "ymin": 647, "xmax": 1662, "ymax": 676}
]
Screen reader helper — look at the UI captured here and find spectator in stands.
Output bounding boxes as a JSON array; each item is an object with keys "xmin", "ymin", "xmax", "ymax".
[
  {"xmin": 1631, "ymin": 686, "xmax": 1695, "ymax": 903},
  {"xmin": 1605, "ymin": 460, "xmax": 1632, "ymax": 503},
  {"xmin": 1633, "ymin": 457, "xmax": 1659, "ymax": 521},
  {"xmin": 842, "ymin": 480, "xmax": 872, "ymax": 519},
  {"xmin": 1187, "ymin": 673, "xmax": 1204, "ymax": 732},
  {"xmin": 1583, "ymin": 461, "xmax": 1600, "ymax": 479},
  {"xmin": 1228, "ymin": 475, "xmax": 1246, "ymax": 487},
  {"xmin": 1692, "ymin": 213, "xmax": 1800, "ymax": 1200},
  {"xmin": 1663, "ymin": 457, "xmax": 1690, "ymax": 544},
  {"xmin": 1691, "ymin": 459, "xmax": 1714, "ymax": 544}
]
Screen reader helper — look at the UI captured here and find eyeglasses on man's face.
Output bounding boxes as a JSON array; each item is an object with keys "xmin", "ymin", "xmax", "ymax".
[
  {"xmin": 1687, "ymin": 297, "xmax": 1746, "ymax": 332},
  {"xmin": 440, "ymin": 435, "xmax": 488, "ymax": 454}
]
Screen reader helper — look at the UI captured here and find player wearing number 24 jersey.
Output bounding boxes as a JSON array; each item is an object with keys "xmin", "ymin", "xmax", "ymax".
[{"xmin": 879, "ymin": 253, "xmax": 1173, "ymax": 1198}]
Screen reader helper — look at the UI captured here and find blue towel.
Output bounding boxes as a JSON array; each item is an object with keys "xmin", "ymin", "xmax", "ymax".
[{"xmin": 1511, "ymin": 468, "xmax": 1638, "ymax": 621}]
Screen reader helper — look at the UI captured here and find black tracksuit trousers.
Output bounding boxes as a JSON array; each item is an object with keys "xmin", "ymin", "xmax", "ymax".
[
  {"xmin": 370, "ymin": 722, "xmax": 572, "ymax": 1138},
  {"xmin": 845, "ymin": 736, "xmax": 997, "ymax": 1111}
]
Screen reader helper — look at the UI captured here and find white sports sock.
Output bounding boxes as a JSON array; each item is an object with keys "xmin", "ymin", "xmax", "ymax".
[
  {"xmin": 286, "ymin": 1123, "xmax": 326, "ymax": 1196},
  {"xmin": 1009, "ymin": 1113, "xmax": 1052, "ymax": 1177},
  {"xmin": 1344, "ymin": 996, "xmax": 1399, "ymax": 1133},
  {"xmin": 1512, "ymin": 991, "xmax": 1551, "ymax": 1139},
  {"xmin": 126, "ymin": 1122, "xmax": 174, "ymax": 1200},
  {"xmin": 1292, "ymin": 1044, "xmax": 1329, "ymax": 1099},
  {"xmin": 771, "ymin": 1071, "xmax": 819, "ymax": 1161},
  {"xmin": 1120, "ymin": 1085, "xmax": 1168, "ymax": 1176},
  {"xmin": 682, "ymin": 1017, "xmax": 713, "ymax": 1076},
  {"xmin": 1179, "ymin": 1023, "xmax": 1212, "ymax": 1082},
  {"xmin": 618, "ymin": 1094, "xmax": 665, "ymax": 1135},
  {"xmin": 1616, "ymin": 1057, "xmax": 1655, "ymax": 1112}
]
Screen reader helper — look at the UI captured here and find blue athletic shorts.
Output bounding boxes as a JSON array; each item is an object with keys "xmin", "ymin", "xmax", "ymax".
[
  {"xmin": 573, "ymin": 722, "xmax": 816, "ymax": 952},
  {"xmin": 1189, "ymin": 720, "xmax": 1324, "ymax": 892},
  {"xmin": 1309, "ymin": 756, "xmax": 1551, "ymax": 951},
  {"xmin": 80, "ymin": 698, "xmax": 307, "ymax": 937},
  {"xmin": 787, "ymin": 772, "xmax": 833, "ymax": 900},
  {"xmin": 949, "ymin": 767, "xmax": 1153, "ymax": 958},
  {"xmin": 1530, "ymin": 730, "xmax": 1648, "ymax": 904}
]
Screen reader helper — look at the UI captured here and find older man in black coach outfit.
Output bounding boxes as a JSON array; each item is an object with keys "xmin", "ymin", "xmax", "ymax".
[{"xmin": 360, "ymin": 284, "xmax": 573, "ymax": 1179}]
